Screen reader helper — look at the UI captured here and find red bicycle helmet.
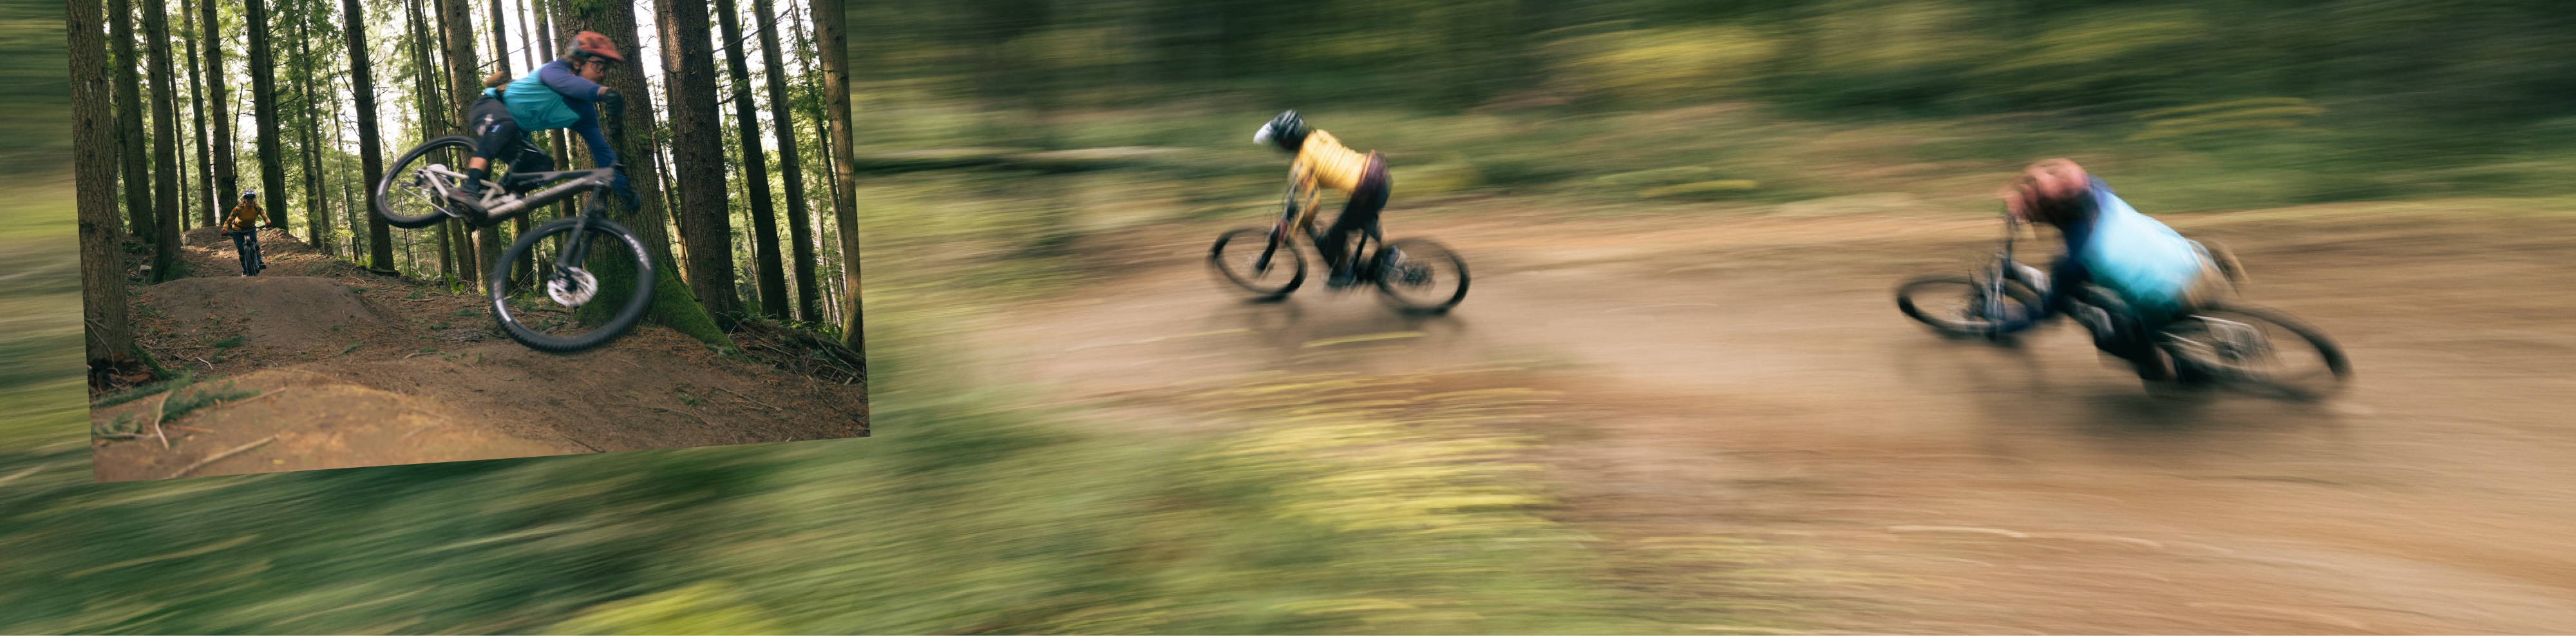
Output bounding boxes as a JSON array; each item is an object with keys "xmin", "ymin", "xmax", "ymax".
[{"xmin": 571, "ymin": 31, "xmax": 624, "ymax": 63}]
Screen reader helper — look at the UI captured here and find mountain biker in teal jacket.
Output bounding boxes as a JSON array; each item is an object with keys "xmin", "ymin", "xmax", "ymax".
[
  {"xmin": 446, "ymin": 30, "xmax": 635, "ymax": 215},
  {"xmin": 1992, "ymin": 159, "xmax": 2226, "ymax": 381}
]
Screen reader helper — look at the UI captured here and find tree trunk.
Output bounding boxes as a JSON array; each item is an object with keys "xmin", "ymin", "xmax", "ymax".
[
  {"xmin": 75, "ymin": 0, "xmax": 135, "ymax": 373},
  {"xmin": 535, "ymin": 0, "xmax": 573, "ymax": 233},
  {"xmin": 345, "ymin": 0, "xmax": 395, "ymax": 271},
  {"xmin": 752, "ymin": 0, "xmax": 817, "ymax": 322},
  {"xmin": 110, "ymin": 0, "xmax": 155, "ymax": 246},
  {"xmin": 486, "ymin": 0, "xmax": 511, "ymax": 76},
  {"xmin": 198, "ymin": 0, "xmax": 238, "ymax": 216},
  {"xmin": 408, "ymin": 0, "xmax": 451, "ymax": 285},
  {"xmin": 517, "ymin": 0, "xmax": 540, "ymax": 70},
  {"xmin": 815, "ymin": 0, "xmax": 862, "ymax": 350},
  {"xmin": 437, "ymin": 0, "xmax": 497, "ymax": 285},
  {"xmin": 495, "ymin": 0, "xmax": 531, "ymax": 284},
  {"xmin": 558, "ymin": 0, "xmax": 735, "ymax": 347},
  {"xmin": 786, "ymin": 1, "xmax": 836, "ymax": 326},
  {"xmin": 182, "ymin": 0, "xmax": 214, "ymax": 229},
  {"xmin": 655, "ymin": 0, "xmax": 741, "ymax": 318},
  {"xmin": 437, "ymin": 220, "xmax": 453, "ymax": 285},
  {"xmin": 247, "ymin": 0, "xmax": 292, "ymax": 232},
  {"xmin": 293, "ymin": 7, "xmax": 330, "ymax": 255},
  {"xmin": 714, "ymin": 0, "xmax": 786, "ymax": 319},
  {"xmin": 144, "ymin": 0, "xmax": 185, "ymax": 280}
]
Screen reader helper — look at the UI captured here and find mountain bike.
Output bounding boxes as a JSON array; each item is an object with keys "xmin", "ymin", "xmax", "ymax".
[
  {"xmin": 224, "ymin": 228, "xmax": 267, "ymax": 276},
  {"xmin": 1208, "ymin": 188, "xmax": 1469, "ymax": 314},
  {"xmin": 374, "ymin": 134, "xmax": 654, "ymax": 353},
  {"xmin": 1895, "ymin": 211, "xmax": 2348, "ymax": 398}
]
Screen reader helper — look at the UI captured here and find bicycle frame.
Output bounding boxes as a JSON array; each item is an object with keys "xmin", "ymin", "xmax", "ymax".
[
  {"xmin": 1260, "ymin": 188, "xmax": 1379, "ymax": 280},
  {"xmin": 412, "ymin": 163, "xmax": 619, "ymax": 226},
  {"xmin": 412, "ymin": 163, "xmax": 621, "ymax": 276},
  {"xmin": 1981, "ymin": 211, "xmax": 2025, "ymax": 323}
]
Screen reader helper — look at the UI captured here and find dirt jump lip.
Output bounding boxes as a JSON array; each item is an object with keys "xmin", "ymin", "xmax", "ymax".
[{"xmin": 99, "ymin": 218, "xmax": 869, "ymax": 482}]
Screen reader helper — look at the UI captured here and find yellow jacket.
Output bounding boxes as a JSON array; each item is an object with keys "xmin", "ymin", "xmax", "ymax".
[
  {"xmin": 222, "ymin": 201, "xmax": 263, "ymax": 233},
  {"xmin": 1288, "ymin": 130, "xmax": 1376, "ymax": 229}
]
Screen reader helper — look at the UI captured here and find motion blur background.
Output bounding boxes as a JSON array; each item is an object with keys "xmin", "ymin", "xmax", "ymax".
[{"xmin": 10, "ymin": 0, "xmax": 2576, "ymax": 633}]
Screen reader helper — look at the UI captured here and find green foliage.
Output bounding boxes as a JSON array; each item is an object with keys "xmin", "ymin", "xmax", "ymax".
[
  {"xmin": 89, "ymin": 370, "xmax": 202, "ymax": 409},
  {"xmin": 158, "ymin": 382, "xmax": 261, "ymax": 423}
]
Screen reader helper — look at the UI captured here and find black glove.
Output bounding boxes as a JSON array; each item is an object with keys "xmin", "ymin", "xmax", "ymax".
[{"xmin": 598, "ymin": 88, "xmax": 627, "ymax": 129}]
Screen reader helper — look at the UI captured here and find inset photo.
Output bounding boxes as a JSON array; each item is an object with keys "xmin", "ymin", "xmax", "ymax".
[{"xmin": 73, "ymin": 0, "xmax": 866, "ymax": 481}]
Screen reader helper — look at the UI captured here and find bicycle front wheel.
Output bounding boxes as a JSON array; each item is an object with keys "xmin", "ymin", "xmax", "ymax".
[
  {"xmin": 488, "ymin": 216, "xmax": 657, "ymax": 353},
  {"xmin": 1373, "ymin": 238, "xmax": 1468, "ymax": 314},
  {"xmin": 1895, "ymin": 273, "xmax": 2042, "ymax": 338},
  {"xmin": 376, "ymin": 135, "xmax": 482, "ymax": 229},
  {"xmin": 1209, "ymin": 227, "xmax": 1305, "ymax": 299},
  {"xmin": 2161, "ymin": 302, "xmax": 2350, "ymax": 400}
]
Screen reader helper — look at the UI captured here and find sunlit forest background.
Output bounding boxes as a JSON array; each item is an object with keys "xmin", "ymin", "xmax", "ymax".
[
  {"xmin": 837, "ymin": 0, "xmax": 2576, "ymax": 210},
  {"xmin": 12, "ymin": 0, "xmax": 2576, "ymax": 633}
]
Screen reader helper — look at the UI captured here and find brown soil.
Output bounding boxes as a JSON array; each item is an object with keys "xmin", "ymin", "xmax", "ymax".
[
  {"xmin": 91, "ymin": 226, "xmax": 867, "ymax": 482},
  {"xmin": 978, "ymin": 200, "xmax": 2576, "ymax": 633}
]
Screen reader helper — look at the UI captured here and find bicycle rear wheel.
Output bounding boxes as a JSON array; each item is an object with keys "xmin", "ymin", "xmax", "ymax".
[
  {"xmin": 2160, "ymin": 302, "xmax": 2349, "ymax": 400},
  {"xmin": 1209, "ymin": 227, "xmax": 1306, "ymax": 299},
  {"xmin": 1372, "ymin": 238, "xmax": 1468, "ymax": 314},
  {"xmin": 488, "ymin": 216, "xmax": 656, "ymax": 353},
  {"xmin": 376, "ymin": 135, "xmax": 485, "ymax": 229},
  {"xmin": 1895, "ymin": 274, "xmax": 2042, "ymax": 338}
]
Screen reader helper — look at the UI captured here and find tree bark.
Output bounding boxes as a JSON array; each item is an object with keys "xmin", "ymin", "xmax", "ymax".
[
  {"xmin": 144, "ymin": 0, "xmax": 185, "ymax": 280},
  {"xmin": 534, "ymin": 0, "xmax": 573, "ymax": 231},
  {"xmin": 110, "ymin": 0, "xmax": 155, "ymax": 246},
  {"xmin": 198, "ymin": 0, "xmax": 238, "ymax": 215},
  {"xmin": 409, "ymin": 0, "xmax": 452, "ymax": 285},
  {"xmin": 516, "ymin": 0, "xmax": 540, "ymax": 70},
  {"xmin": 715, "ymin": 0, "xmax": 786, "ymax": 319},
  {"xmin": 345, "ymin": 0, "xmax": 395, "ymax": 271},
  {"xmin": 182, "ymin": 0, "xmax": 214, "ymax": 229},
  {"xmin": 753, "ymin": 0, "xmax": 818, "ymax": 322},
  {"xmin": 293, "ymin": 6, "xmax": 330, "ymax": 255},
  {"xmin": 558, "ymin": 0, "xmax": 735, "ymax": 347},
  {"xmin": 437, "ymin": 0, "xmax": 497, "ymax": 284},
  {"xmin": 75, "ymin": 0, "xmax": 135, "ymax": 372},
  {"xmin": 247, "ymin": 0, "xmax": 292, "ymax": 231},
  {"xmin": 786, "ymin": 1, "xmax": 836, "ymax": 326},
  {"xmin": 656, "ymin": 0, "xmax": 742, "ymax": 318},
  {"xmin": 495, "ymin": 0, "xmax": 531, "ymax": 283},
  {"xmin": 815, "ymin": 0, "xmax": 862, "ymax": 350},
  {"xmin": 486, "ymin": 0, "xmax": 510, "ymax": 76}
]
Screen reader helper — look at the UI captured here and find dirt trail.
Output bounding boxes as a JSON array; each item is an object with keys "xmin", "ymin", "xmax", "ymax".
[
  {"xmin": 91, "ymin": 227, "xmax": 866, "ymax": 482},
  {"xmin": 981, "ymin": 200, "xmax": 2576, "ymax": 633}
]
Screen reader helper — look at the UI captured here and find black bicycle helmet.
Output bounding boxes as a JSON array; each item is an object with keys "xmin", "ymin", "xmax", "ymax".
[{"xmin": 1252, "ymin": 110, "xmax": 1307, "ymax": 152}]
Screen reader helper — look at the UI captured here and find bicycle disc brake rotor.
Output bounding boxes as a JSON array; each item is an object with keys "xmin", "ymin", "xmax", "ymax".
[
  {"xmin": 547, "ymin": 268, "xmax": 600, "ymax": 307},
  {"xmin": 1385, "ymin": 251, "xmax": 1430, "ymax": 287},
  {"xmin": 2204, "ymin": 318, "xmax": 2272, "ymax": 363}
]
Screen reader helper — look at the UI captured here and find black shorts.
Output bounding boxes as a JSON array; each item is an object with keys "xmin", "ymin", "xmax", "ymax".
[{"xmin": 467, "ymin": 97, "xmax": 554, "ymax": 175}]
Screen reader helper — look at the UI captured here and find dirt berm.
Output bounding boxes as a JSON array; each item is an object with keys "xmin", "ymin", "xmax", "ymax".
[{"xmin": 90, "ymin": 226, "xmax": 868, "ymax": 481}]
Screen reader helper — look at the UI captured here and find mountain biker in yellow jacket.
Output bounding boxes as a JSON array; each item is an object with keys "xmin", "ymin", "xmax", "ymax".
[
  {"xmin": 1253, "ymin": 110, "xmax": 1390, "ymax": 287},
  {"xmin": 222, "ymin": 191, "xmax": 269, "ymax": 275}
]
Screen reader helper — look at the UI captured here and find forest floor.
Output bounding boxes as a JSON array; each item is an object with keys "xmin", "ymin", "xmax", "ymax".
[
  {"xmin": 965, "ymin": 195, "xmax": 2576, "ymax": 633},
  {"xmin": 88, "ymin": 226, "xmax": 867, "ymax": 482}
]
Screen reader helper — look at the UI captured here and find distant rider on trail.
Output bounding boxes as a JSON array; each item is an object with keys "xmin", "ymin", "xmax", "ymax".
[
  {"xmin": 444, "ymin": 30, "xmax": 637, "ymax": 217},
  {"xmin": 1990, "ymin": 158, "xmax": 2229, "ymax": 381},
  {"xmin": 222, "ymin": 191, "xmax": 269, "ymax": 276},
  {"xmin": 1253, "ymin": 110, "xmax": 1392, "ymax": 288}
]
